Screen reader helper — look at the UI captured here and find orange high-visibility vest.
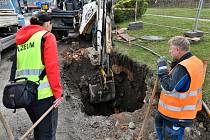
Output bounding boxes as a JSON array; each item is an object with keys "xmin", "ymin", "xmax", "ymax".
[{"xmin": 158, "ymin": 56, "xmax": 204, "ymax": 119}]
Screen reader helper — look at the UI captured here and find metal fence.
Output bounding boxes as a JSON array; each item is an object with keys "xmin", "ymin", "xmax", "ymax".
[
  {"xmin": 149, "ymin": 0, "xmax": 210, "ymax": 8},
  {"xmin": 144, "ymin": 0, "xmax": 210, "ymax": 36}
]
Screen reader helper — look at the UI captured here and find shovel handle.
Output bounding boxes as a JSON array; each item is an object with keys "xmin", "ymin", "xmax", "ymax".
[
  {"xmin": 20, "ymin": 97, "xmax": 63, "ymax": 140},
  {"xmin": 202, "ymin": 61, "xmax": 210, "ymax": 118},
  {"xmin": 20, "ymin": 105, "xmax": 54, "ymax": 140},
  {"xmin": 137, "ymin": 77, "xmax": 159, "ymax": 140}
]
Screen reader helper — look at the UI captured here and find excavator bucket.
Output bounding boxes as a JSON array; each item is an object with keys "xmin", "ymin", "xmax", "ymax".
[{"xmin": 89, "ymin": 80, "xmax": 115, "ymax": 103}]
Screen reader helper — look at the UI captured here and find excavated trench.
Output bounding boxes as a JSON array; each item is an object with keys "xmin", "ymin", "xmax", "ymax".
[
  {"xmin": 62, "ymin": 45, "xmax": 149, "ymax": 116},
  {"xmin": 61, "ymin": 41, "xmax": 210, "ymax": 139}
]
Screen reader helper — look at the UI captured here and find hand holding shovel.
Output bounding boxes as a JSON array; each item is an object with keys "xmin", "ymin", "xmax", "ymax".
[{"xmin": 20, "ymin": 97, "xmax": 64, "ymax": 140}]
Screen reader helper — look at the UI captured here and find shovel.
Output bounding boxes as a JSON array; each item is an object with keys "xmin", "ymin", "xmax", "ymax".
[
  {"xmin": 137, "ymin": 77, "xmax": 159, "ymax": 140},
  {"xmin": 20, "ymin": 97, "xmax": 63, "ymax": 140}
]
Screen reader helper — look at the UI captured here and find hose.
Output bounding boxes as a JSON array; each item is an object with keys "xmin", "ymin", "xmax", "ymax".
[{"xmin": 114, "ymin": 39, "xmax": 172, "ymax": 63}]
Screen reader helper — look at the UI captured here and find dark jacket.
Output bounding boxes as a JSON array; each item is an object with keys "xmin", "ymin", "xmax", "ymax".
[{"xmin": 159, "ymin": 52, "xmax": 192, "ymax": 92}]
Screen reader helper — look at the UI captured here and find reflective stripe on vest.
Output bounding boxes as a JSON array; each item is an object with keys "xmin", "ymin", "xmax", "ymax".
[
  {"xmin": 16, "ymin": 69, "xmax": 43, "ymax": 77},
  {"xmin": 162, "ymin": 88, "xmax": 202, "ymax": 99},
  {"xmin": 16, "ymin": 30, "xmax": 53, "ymax": 100},
  {"xmin": 159, "ymin": 100, "xmax": 197, "ymax": 111},
  {"xmin": 158, "ymin": 56, "xmax": 204, "ymax": 119},
  {"xmin": 16, "ymin": 69, "xmax": 50, "ymax": 89},
  {"xmin": 38, "ymin": 81, "xmax": 50, "ymax": 90}
]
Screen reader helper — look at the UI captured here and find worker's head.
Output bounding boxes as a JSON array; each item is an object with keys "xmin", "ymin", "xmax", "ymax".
[
  {"xmin": 30, "ymin": 12, "xmax": 52, "ymax": 31},
  {"xmin": 168, "ymin": 36, "xmax": 190, "ymax": 60}
]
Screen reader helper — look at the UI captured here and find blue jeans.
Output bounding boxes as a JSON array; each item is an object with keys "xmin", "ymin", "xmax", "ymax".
[{"xmin": 155, "ymin": 113, "xmax": 185, "ymax": 140}]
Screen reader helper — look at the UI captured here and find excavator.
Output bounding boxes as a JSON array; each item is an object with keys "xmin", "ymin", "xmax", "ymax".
[
  {"xmin": 49, "ymin": 0, "xmax": 116, "ymax": 103},
  {"xmin": 79, "ymin": 0, "xmax": 116, "ymax": 103}
]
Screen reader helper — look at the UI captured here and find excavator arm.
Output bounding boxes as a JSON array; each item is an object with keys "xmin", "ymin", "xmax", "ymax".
[{"xmin": 87, "ymin": 0, "xmax": 115, "ymax": 103}]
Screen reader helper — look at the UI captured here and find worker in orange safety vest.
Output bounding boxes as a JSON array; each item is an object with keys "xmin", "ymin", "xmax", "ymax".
[{"xmin": 155, "ymin": 36, "xmax": 204, "ymax": 140}]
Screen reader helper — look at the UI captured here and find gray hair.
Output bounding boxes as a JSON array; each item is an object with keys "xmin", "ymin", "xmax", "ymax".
[{"xmin": 168, "ymin": 36, "xmax": 190, "ymax": 51}]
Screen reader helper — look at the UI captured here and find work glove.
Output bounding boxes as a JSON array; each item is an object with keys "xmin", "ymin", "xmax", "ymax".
[{"xmin": 157, "ymin": 56, "xmax": 168, "ymax": 77}]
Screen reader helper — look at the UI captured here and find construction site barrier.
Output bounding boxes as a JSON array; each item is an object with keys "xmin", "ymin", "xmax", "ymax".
[{"xmin": 113, "ymin": 7, "xmax": 135, "ymax": 11}]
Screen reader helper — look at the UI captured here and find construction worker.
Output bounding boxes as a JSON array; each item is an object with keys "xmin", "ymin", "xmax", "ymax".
[
  {"xmin": 10, "ymin": 12, "xmax": 62, "ymax": 139},
  {"xmin": 155, "ymin": 36, "xmax": 204, "ymax": 140}
]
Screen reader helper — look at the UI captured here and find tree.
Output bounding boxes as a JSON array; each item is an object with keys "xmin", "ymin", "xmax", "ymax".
[{"xmin": 114, "ymin": 0, "xmax": 148, "ymax": 23}]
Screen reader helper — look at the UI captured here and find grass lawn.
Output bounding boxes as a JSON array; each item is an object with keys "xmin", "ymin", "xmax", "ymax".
[
  {"xmin": 114, "ymin": 8, "xmax": 210, "ymax": 104},
  {"xmin": 146, "ymin": 8, "xmax": 210, "ymax": 19}
]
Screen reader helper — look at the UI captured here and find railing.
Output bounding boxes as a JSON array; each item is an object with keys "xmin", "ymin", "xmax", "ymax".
[
  {"xmin": 0, "ymin": 34, "xmax": 16, "ymax": 61},
  {"xmin": 0, "ymin": 34, "xmax": 16, "ymax": 50}
]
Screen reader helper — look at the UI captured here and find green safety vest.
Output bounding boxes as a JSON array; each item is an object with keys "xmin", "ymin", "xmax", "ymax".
[{"xmin": 16, "ymin": 30, "xmax": 53, "ymax": 100}]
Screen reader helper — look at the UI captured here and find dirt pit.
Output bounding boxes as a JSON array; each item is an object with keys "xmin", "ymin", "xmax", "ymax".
[{"xmin": 62, "ymin": 48, "xmax": 149, "ymax": 116}]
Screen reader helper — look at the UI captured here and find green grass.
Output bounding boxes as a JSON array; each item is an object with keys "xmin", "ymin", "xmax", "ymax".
[
  {"xmin": 146, "ymin": 8, "xmax": 210, "ymax": 19},
  {"xmin": 114, "ymin": 8, "xmax": 210, "ymax": 104}
]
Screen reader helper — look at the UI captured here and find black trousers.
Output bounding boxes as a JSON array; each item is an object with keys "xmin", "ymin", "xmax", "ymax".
[{"xmin": 25, "ymin": 97, "xmax": 58, "ymax": 140}]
